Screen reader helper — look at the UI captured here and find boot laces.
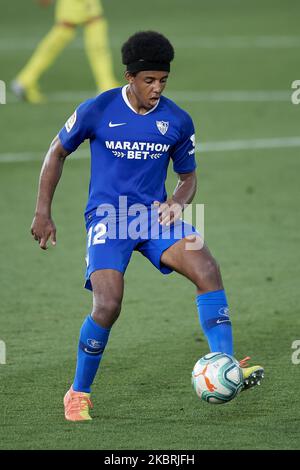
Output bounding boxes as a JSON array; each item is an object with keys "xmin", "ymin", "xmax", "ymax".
[
  {"xmin": 239, "ymin": 356, "xmax": 251, "ymax": 368},
  {"xmin": 68, "ymin": 394, "xmax": 93, "ymax": 413}
]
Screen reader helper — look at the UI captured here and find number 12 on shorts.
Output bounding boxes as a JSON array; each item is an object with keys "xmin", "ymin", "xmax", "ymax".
[{"xmin": 87, "ymin": 223, "xmax": 107, "ymax": 247}]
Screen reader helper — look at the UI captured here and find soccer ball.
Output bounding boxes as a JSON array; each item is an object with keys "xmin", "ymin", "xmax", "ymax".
[{"xmin": 191, "ymin": 352, "xmax": 244, "ymax": 404}]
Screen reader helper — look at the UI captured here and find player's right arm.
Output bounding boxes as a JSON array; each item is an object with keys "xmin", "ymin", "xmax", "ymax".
[
  {"xmin": 31, "ymin": 136, "xmax": 69, "ymax": 250},
  {"xmin": 31, "ymin": 97, "xmax": 96, "ymax": 250}
]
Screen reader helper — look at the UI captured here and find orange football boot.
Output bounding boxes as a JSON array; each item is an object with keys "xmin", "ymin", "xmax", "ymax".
[{"xmin": 64, "ymin": 385, "xmax": 93, "ymax": 421}]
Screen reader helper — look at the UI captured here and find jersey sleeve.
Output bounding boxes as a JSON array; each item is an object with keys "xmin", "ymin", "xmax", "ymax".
[
  {"xmin": 170, "ymin": 113, "xmax": 197, "ymax": 174},
  {"xmin": 58, "ymin": 98, "xmax": 96, "ymax": 153}
]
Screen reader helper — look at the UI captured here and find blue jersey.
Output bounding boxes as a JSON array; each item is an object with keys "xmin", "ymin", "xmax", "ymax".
[{"xmin": 58, "ymin": 86, "xmax": 197, "ymax": 217}]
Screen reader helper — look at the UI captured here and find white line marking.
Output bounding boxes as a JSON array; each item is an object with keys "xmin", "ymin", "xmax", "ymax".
[
  {"xmin": 6, "ymin": 89, "xmax": 290, "ymax": 103},
  {"xmin": 1, "ymin": 35, "xmax": 300, "ymax": 51},
  {"xmin": 169, "ymin": 90, "xmax": 290, "ymax": 102},
  {"xmin": 1, "ymin": 137, "xmax": 300, "ymax": 164},
  {"xmin": 174, "ymin": 36, "xmax": 300, "ymax": 49},
  {"xmin": 196, "ymin": 137, "xmax": 300, "ymax": 152}
]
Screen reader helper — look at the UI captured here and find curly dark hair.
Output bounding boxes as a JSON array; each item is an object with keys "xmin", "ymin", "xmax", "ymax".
[{"xmin": 121, "ymin": 31, "xmax": 174, "ymax": 66}]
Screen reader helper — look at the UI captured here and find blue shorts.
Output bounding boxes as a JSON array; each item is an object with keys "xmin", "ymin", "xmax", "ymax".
[{"xmin": 84, "ymin": 208, "xmax": 198, "ymax": 290}]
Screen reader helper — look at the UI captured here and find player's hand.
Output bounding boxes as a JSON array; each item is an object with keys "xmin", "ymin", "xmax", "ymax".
[
  {"xmin": 31, "ymin": 214, "xmax": 57, "ymax": 250},
  {"xmin": 153, "ymin": 198, "xmax": 183, "ymax": 226}
]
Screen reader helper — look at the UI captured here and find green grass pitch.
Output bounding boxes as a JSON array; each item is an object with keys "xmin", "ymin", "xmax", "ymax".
[{"xmin": 0, "ymin": 0, "xmax": 300, "ymax": 450}]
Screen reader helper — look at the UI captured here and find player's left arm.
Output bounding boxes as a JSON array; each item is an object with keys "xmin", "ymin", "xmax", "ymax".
[{"xmin": 155, "ymin": 171, "xmax": 197, "ymax": 226}]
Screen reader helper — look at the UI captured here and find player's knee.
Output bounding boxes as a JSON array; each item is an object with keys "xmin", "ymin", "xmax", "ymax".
[
  {"xmin": 92, "ymin": 296, "xmax": 122, "ymax": 327},
  {"xmin": 56, "ymin": 21, "xmax": 77, "ymax": 30},
  {"xmin": 84, "ymin": 15, "xmax": 103, "ymax": 26}
]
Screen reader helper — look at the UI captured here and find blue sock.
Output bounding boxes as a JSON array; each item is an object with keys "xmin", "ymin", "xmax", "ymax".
[
  {"xmin": 196, "ymin": 289, "xmax": 233, "ymax": 355},
  {"xmin": 73, "ymin": 315, "xmax": 111, "ymax": 393}
]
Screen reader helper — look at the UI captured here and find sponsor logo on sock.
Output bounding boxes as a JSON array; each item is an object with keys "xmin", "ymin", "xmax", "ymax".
[
  {"xmin": 84, "ymin": 347, "xmax": 102, "ymax": 355},
  {"xmin": 218, "ymin": 307, "xmax": 229, "ymax": 317},
  {"xmin": 79, "ymin": 339, "xmax": 105, "ymax": 355},
  {"xmin": 87, "ymin": 339, "xmax": 102, "ymax": 349},
  {"xmin": 80, "ymin": 339, "xmax": 104, "ymax": 354},
  {"xmin": 216, "ymin": 318, "xmax": 231, "ymax": 324}
]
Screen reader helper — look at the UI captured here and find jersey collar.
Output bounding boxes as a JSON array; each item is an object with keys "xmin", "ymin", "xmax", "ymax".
[{"xmin": 121, "ymin": 85, "xmax": 160, "ymax": 115}]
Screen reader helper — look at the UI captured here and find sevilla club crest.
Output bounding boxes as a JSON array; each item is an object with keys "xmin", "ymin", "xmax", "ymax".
[{"xmin": 156, "ymin": 121, "xmax": 169, "ymax": 135}]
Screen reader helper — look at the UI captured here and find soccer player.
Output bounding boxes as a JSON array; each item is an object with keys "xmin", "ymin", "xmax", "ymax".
[
  {"xmin": 11, "ymin": 0, "xmax": 118, "ymax": 103},
  {"xmin": 31, "ymin": 31, "xmax": 264, "ymax": 421}
]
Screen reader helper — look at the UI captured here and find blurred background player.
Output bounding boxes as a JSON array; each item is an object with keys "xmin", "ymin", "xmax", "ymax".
[{"xmin": 11, "ymin": 0, "xmax": 118, "ymax": 103}]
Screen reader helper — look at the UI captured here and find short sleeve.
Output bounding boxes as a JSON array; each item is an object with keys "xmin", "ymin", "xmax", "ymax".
[
  {"xmin": 58, "ymin": 98, "xmax": 95, "ymax": 153},
  {"xmin": 171, "ymin": 113, "xmax": 197, "ymax": 174}
]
